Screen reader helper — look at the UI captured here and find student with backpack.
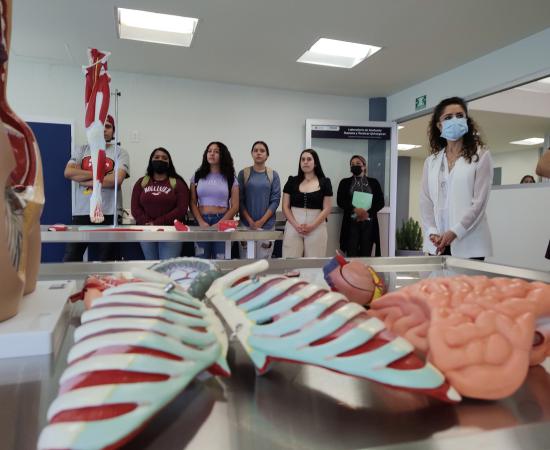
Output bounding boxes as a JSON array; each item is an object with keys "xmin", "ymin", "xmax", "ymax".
[
  {"xmin": 237, "ymin": 141, "xmax": 281, "ymax": 258},
  {"xmin": 131, "ymin": 147, "xmax": 189, "ymax": 260}
]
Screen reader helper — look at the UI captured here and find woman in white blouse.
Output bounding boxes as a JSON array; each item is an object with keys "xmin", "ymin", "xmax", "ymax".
[{"xmin": 420, "ymin": 96, "xmax": 493, "ymax": 260}]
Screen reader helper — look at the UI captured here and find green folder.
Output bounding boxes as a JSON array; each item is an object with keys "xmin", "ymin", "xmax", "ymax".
[{"xmin": 352, "ymin": 191, "xmax": 373, "ymax": 210}]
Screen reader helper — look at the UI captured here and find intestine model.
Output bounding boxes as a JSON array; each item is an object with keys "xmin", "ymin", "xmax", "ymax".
[
  {"xmin": 84, "ymin": 48, "xmax": 111, "ymax": 224},
  {"xmin": 38, "ymin": 279, "xmax": 229, "ymax": 450},
  {"xmin": 0, "ymin": 0, "xmax": 44, "ymax": 321},
  {"xmin": 323, "ymin": 253, "xmax": 386, "ymax": 306},
  {"xmin": 206, "ymin": 260, "xmax": 460, "ymax": 403},
  {"xmin": 368, "ymin": 275, "xmax": 550, "ymax": 399}
]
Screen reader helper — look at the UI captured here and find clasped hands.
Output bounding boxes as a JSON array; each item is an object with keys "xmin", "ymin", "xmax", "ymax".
[
  {"xmin": 430, "ymin": 230, "xmax": 457, "ymax": 254},
  {"xmin": 296, "ymin": 223, "xmax": 315, "ymax": 235},
  {"xmin": 354, "ymin": 208, "xmax": 369, "ymax": 222}
]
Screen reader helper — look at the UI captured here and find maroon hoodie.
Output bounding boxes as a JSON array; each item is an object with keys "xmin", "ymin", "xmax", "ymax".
[{"xmin": 131, "ymin": 176, "xmax": 189, "ymax": 225}]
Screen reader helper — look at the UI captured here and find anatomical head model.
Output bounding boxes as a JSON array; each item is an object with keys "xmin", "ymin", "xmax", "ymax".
[{"xmin": 0, "ymin": 0, "xmax": 44, "ymax": 321}]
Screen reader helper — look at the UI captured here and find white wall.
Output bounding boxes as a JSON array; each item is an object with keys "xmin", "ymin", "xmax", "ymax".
[
  {"xmin": 8, "ymin": 58, "xmax": 370, "ymax": 213},
  {"xmin": 407, "ymin": 157, "xmax": 424, "ymax": 225},
  {"xmin": 487, "ymin": 185, "xmax": 550, "ymax": 271},
  {"xmin": 388, "ymin": 27, "xmax": 550, "ymax": 121},
  {"xmin": 470, "ymin": 89, "xmax": 550, "ymax": 119},
  {"xmin": 492, "ymin": 148, "xmax": 540, "ymax": 185}
]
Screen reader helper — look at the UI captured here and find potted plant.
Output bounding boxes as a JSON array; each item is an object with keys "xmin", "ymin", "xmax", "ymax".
[{"xmin": 395, "ymin": 218, "xmax": 424, "ymax": 256}]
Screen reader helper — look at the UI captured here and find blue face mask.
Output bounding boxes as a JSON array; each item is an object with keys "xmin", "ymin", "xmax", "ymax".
[{"xmin": 440, "ymin": 117, "xmax": 468, "ymax": 141}]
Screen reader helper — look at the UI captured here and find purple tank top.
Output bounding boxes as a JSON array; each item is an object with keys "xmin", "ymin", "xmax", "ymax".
[{"xmin": 191, "ymin": 172, "xmax": 238, "ymax": 207}]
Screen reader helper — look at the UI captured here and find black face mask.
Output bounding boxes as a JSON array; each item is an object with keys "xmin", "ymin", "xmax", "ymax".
[
  {"xmin": 350, "ymin": 165, "xmax": 363, "ymax": 176},
  {"xmin": 152, "ymin": 160, "xmax": 169, "ymax": 174}
]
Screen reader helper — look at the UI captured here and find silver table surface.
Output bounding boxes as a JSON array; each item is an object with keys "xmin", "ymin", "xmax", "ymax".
[
  {"xmin": 5, "ymin": 257, "xmax": 550, "ymax": 450},
  {"xmin": 40, "ymin": 225, "xmax": 283, "ymax": 242}
]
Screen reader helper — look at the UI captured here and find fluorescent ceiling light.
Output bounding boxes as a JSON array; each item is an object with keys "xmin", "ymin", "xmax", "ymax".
[
  {"xmin": 297, "ymin": 38, "xmax": 381, "ymax": 69},
  {"xmin": 117, "ymin": 8, "xmax": 198, "ymax": 47},
  {"xmin": 398, "ymin": 125, "xmax": 404, "ymax": 130},
  {"xmin": 398, "ymin": 144, "xmax": 421, "ymax": 151},
  {"xmin": 510, "ymin": 137, "xmax": 544, "ymax": 146}
]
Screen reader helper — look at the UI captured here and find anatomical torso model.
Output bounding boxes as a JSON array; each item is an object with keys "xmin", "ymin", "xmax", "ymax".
[{"xmin": 0, "ymin": 0, "xmax": 44, "ymax": 321}]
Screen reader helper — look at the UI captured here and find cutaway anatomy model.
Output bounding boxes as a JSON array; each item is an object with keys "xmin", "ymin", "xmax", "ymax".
[
  {"xmin": 84, "ymin": 48, "xmax": 111, "ymax": 223},
  {"xmin": 369, "ymin": 275, "xmax": 550, "ymax": 399},
  {"xmin": 323, "ymin": 253, "xmax": 386, "ymax": 306},
  {"xmin": 0, "ymin": 0, "xmax": 44, "ymax": 321},
  {"xmin": 206, "ymin": 260, "xmax": 460, "ymax": 403}
]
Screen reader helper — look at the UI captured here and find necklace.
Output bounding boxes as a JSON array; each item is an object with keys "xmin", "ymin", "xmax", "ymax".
[{"xmin": 446, "ymin": 150, "xmax": 462, "ymax": 172}]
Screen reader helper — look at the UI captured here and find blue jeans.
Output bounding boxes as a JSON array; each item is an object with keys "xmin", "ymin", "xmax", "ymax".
[
  {"xmin": 140, "ymin": 241, "xmax": 183, "ymax": 260},
  {"xmin": 195, "ymin": 213, "xmax": 227, "ymax": 259}
]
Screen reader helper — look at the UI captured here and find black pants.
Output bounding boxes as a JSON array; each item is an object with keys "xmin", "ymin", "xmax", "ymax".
[
  {"xmin": 63, "ymin": 215, "xmax": 119, "ymax": 262},
  {"xmin": 347, "ymin": 220, "xmax": 374, "ymax": 257},
  {"xmin": 441, "ymin": 246, "xmax": 485, "ymax": 261}
]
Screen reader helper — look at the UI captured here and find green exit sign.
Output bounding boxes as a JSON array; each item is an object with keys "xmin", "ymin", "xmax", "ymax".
[{"xmin": 415, "ymin": 95, "xmax": 427, "ymax": 111}]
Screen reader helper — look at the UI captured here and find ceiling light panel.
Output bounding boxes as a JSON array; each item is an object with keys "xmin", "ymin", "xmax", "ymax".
[
  {"xmin": 297, "ymin": 38, "xmax": 381, "ymax": 69},
  {"xmin": 117, "ymin": 8, "xmax": 199, "ymax": 47},
  {"xmin": 510, "ymin": 137, "xmax": 544, "ymax": 146},
  {"xmin": 398, "ymin": 144, "xmax": 421, "ymax": 151}
]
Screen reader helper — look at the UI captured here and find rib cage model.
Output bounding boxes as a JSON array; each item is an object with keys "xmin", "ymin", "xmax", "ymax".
[
  {"xmin": 38, "ymin": 280, "xmax": 229, "ymax": 450},
  {"xmin": 206, "ymin": 260, "xmax": 460, "ymax": 403}
]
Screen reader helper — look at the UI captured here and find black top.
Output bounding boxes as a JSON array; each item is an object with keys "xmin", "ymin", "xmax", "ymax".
[
  {"xmin": 337, "ymin": 175, "xmax": 384, "ymax": 255},
  {"xmin": 283, "ymin": 176, "xmax": 333, "ymax": 209}
]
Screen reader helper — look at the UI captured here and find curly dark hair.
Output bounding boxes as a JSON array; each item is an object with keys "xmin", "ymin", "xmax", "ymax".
[
  {"xmin": 193, "ymin": 141, "xmax": 235, "ymax": 193},
  {"xmin": 428, "ymin": 96, "xmax": 485, "ymax": 163},
  {"xmin": 146, "ymin": 147, "xmax": 183, "ymax": 181},
  {"xmin": 297, "ymin": 148, "xmax": 326, "ymax": 182}
]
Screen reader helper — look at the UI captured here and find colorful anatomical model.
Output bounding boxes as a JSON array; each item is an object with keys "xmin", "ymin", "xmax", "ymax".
[
  {"xmin": 206, "ymin": 261, "xmax": 460, "ymax": 403},
  {"xmin": 149, "ymin": 257, "xmax": 222, "ymax": 299},
  {"xmin": 323, "ymin": 253, "xmax": 386, "ymax": 306},
  {"xmin": 84, "ymin": 48, "xmax": 111, "ymax": 223},
  {"xmin": 70, "ymin": 259, "xmax": 222, "ymax": 310},
  {"xmin": 369, "ymin": 275, "xmax": 550, "ymax": 399},
  {"xmin": 0, "ymin": 0, "xmax": 44, "ymax": 321},
  {"xmin": 38, "ymin": 279, "xmax": 229, "ymax": 450}
]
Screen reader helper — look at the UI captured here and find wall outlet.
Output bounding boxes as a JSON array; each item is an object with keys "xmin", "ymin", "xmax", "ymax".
[{"xmin": 131, "ymin": 130, "xmax": 140, "ymax": 143}]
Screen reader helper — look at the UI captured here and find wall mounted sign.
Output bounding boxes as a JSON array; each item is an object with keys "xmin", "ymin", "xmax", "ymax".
[{"xmin": 311, "ymin": 125, "xmax": 391, "ymax": 140}]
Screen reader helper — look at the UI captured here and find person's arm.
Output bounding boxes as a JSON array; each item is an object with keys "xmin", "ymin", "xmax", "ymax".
[
  {"xmin": 64, "ymin": 146, "xmax": 93, "ymax": 182},
  {"xmin": 131, "ymin": 179, "xmax": 150, "ymax": 225},
  {"xmin": 536, "ymin": 148, "xmax": 550, "ymax": 178},
  {"xmin": 238, "ymin": 170, "xmax": 256, "ymax": 228},
  {"xmin": 152, "ymin": 179, "xmax": 190, "ymax": 225},
  {"xmin": 336, "ymin": 178, "xmax": 352, "ymax": 211},
  {"xmin": 419, "ymin": 157, "xmax": 439, "ymax": 241},
  {"xmin": 307, "ymin": 195, "xmax": 332, "ymax": 231},
  {"xmin": 257, "ymin": 172, "xmax": 281, "ymax": 228},
  {"xmin": 282, "ymin": 192, "xmax": 300, "ymax": 231},
  {"xmin": 221, "ymin": 184, "xmax": 240, "ymax": 221},
  {"xmin": 369, "ymin": 178, "xmax": 385, "ymax": 214},
  {"xmin": 305, "ymin": 178, "xmax": 333, "ymax": 232},
  {"xmin": 449, "ymin": 151, "xmax": 493, "ymax": 240},
  {"xmin": 189, "ymin": 182, "xmax": 208, "ymax": 227},
  {"xmin": 64, "ymin": 161, "xmax": 93, "ymax": 182}
]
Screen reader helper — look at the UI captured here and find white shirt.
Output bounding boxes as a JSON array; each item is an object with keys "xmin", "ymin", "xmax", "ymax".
[{"xmin": 420, "ymin": 148, "xmax": 493, "ymax": 258}]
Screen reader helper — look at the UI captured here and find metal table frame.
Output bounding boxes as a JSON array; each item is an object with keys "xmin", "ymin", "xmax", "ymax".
[{"xmin": 41, "ymin": 225, "xmax": 283, "ymax": 259}]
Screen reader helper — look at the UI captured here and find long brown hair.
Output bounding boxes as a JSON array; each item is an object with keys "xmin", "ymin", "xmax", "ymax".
[{"xmin": 428, "ymin": 96, "xmax": 485, "ymax": 163}]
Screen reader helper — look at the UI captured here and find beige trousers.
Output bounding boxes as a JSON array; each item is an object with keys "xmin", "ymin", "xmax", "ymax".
[{"xmin": 282, "ymin": 207, "xmax": 327, "ymax": 258}]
